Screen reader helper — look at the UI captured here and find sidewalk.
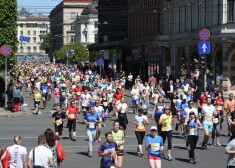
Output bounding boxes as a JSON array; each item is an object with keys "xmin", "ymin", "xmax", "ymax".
[{"xmin": 0, "ymin": 107, "xmax": 28, "ymax": 118}]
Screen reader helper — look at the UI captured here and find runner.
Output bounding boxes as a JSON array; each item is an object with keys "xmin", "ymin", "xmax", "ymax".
[
  {"xmin": 159, "ymin": 106, "xmax": 173, "ymax": 160},
  {"xmin": 113, "ymin": 88, "xmax": 124, "ymax": 117},
  {"xmin": 201, "ymin": 97, "xmax": 217, "ymax": 149},
  {"xmin": 95, "ymin": 101, "xmax": 104, "ymax": 142},
  {"xmin": 98, "ymin": 132, "xmax": 117, "ymax": 168},
  {"xmin": 66, "ymin": 101, "xmax": 78, "ymax": 141},
  {"xmin": 152, "ymin": 97, "xmax": 165, "ymax": 134},
  {"xmin": 81, "ymin": 89, "xmax": 91, "ymax": 116},
  {"xmin": 51, "ymin": 105, "xmax": 66, "ymax": 137},
  {"xmin": 186, "ymin": 112, "xmax": 202, "ymax": 164},
  {"xmin": 112, "ymin": 121, "xmax": 125, "ymax": 168},
  {"xmin": 84, "ymin": 106, "xmax": 100, "ymax": 157},
  {"xmin": 224, "ymin": 93, "xmax": 235, "ymax": 136},
  {"xmin": 33, "ymin": 89, "xmax": 41, "ymax": 115},
  {"xmin": 176, "ymin": 95, "xmax": 188, "ymax": 137},
  {"xmin": 131, "ymin": 85, "xmax": 140, "ymax": 114},
  {"xmin": 107, "ymin": 89, "xmax": 114, "ymax": 118},
  {"xmin": 145, "ymin": 126, "xmax": 164, "ymax": 168},
  {"xmin": 53, "ymin": 84, "xmax": 60, "ymax": 109},
  {"xmin": 117, "ymin": 97, "xmax": 128, "ymax": 130},
  {"xmin": 140, "ymin": 97, "xmax": 149, "ymax": 116},
  {"xmin": 100, "ymin": 92, "xmax": 109, "ymax": 127},
  {"xmin": 40, "ymin": 82, "xmax": 50, "ymax": 109},
  {"xmin": 133, "ymin": 108, "xmax": 149, "ymax": 156},
  {"xmin": 214, "ymin": 92, "xmax": 224, "ymax": 127}
]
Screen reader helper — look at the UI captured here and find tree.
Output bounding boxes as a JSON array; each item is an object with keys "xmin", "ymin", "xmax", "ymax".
[
  {"xmin": 54, "ymin": 43, "xmax": 89, "ymax": 63},
  {"xmin": 40, "ymin": 33, "xmax": 51, "ymax": 54},
  {"xmin": 0, "ymin": 0, "xmax": 17, "ymax": 70}
]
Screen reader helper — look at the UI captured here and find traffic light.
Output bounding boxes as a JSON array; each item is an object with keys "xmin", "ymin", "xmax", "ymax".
[
  {"xmin": 200, "ymin": 54, "xmax": 206, "ymax": 69},
  {"xmin": 7, "ymin": 58, "xmax": 14, "ymax": 69}
]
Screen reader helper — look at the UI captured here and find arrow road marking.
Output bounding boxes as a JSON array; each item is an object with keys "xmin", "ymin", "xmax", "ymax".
[{"xmin": 202, "ymin": 42, "xmax": 207, "ymax": 52}]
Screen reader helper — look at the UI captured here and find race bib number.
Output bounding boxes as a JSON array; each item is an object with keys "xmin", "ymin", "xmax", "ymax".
[
  {"xmin": 92, "ymin": 95, "xmax": 97, "ymax": 100},
  {"xmin": 43, "ymin": 89, "xmax": 46, "ymax": 93},
  {"xmin": 55, "ymin": 119, "xmax": 62, "ymax": 126},
  {"xmin": 142, "ymin": 104, "xmax": 147, "ymax": 109},
  {"xmin": 116, "ymin": 100, "xmax": 120, "ymax": 104},
  {"xmin": 205, "ymin": 114, "xmax": 212, "ymax": 119},
  {"xmin": 89, "ymin": 122, "xmax": 95, "ymax": 128},
  {"xmin": 108, "ymin": 98, "xmax": 113, "ymax": 102},
  {"xmin": 202, "ymin": 103, "xmax": 207, "ymax": 107},
  {"xmin": 103, "ymin": 102, "xmax": 108, "ymax": 106},
  {"xmin": 62, "ymin": 92, "xmax": 65, "ymax": 96},
  {"xmin": 217, "ymin": 106, "xmax": 222, "ymax": 111},
  {"xmin": 213, "ymin": 118, "xmax": 219, "ymax": 124},
  {"xmin": 121, "ymin": 109, "xmax": 125, "ymax": 113},
  {"xmin": 189, "ymin": 128, "xmax": 195, "ymax": 135},
  {"xmin": 68, "ymin": 114, "xmax": 75, "ymax": 119},
  {"xmin": 76, "ymin": 92, "xmax": 81, "ymax": 96},
  {"xmin": 158, "ymin": 106, "xmax": 163, "ymax": 111},
  {"xmin": 83, "ymin": 100, "xmax": 88, "ymax": 104},
  {"xmin": 151, "ymin": 143, "xmax": 160, "ymax": 151},
  {"xmin": 137, "ymin": 123, "xmax": 144, "ymax": 129}
]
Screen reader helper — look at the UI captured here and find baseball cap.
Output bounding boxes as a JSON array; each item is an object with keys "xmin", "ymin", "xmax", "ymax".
[
  {"xmin": 151, "ymin": 126, "xmax": 157, "ymax": 130},
  {"xmin": 138, "ymin": 108, "xmax": 144, "ymax": 113}
]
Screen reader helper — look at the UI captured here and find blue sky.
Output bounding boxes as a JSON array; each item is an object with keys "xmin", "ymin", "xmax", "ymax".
[{"xmin": 17, "ymin": 0, "xmax": 61, "ymax": 15}]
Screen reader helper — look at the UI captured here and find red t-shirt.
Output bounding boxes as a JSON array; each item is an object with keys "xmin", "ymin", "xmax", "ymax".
[
  {"xmin": 113, "ymin": 93, "xmax": 123, "ymax": 101},
  {"xmin": 73, "ymin": 87, "xmax": 83, "ymax": 99},
  {"xmin": 199, "ymin": 96, "xmax": 207, "ymax": 106},
  {"xmin": 67, "ymin": 106, "xmax": 78, "ymax": 120}
]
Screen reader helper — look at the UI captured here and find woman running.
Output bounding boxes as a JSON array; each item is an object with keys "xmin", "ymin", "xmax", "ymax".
[
  {"xmin": 145, "ymin": 126, "xmax": 164, "ymax": 168},
  {"xmin": 66, "ymin": 101, "xmax": 78, "ymax": 141},
  {"xmin": 112, "ymin": 121, "xmax": 125, "ymax": 168},
  {"xmin": 133, "ymin": 108, "xmax": 149, "ymax": 156},
  {"xmin": 186, "ymin": 112, "xmax": 202, "ymax": 164},
  {"xmin": 152, "ymin": 97, "xmax": 165, "ymax": 134}
]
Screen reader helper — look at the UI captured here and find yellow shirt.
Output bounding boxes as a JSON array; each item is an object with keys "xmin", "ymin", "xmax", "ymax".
[{"xmin": 160, "ymin": 114, "xmax": 172, "ymax": 131}]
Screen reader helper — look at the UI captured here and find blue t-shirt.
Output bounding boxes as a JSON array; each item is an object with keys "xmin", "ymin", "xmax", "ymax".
[
  {"xmin": 140, "ymin": 101, "xmax": 148, "ymax": 112},
  {"xmin": 84, "ymin": 112, "xmax": 100, "ymax": 131},
  {"xmin": 177, "ymin": 102, "xmax": 188, "ymax": 119},
  {"xmin": 145, "ymin": 135, "xmax": 163, "ymax": 156},
  {"xmin": 155, "ymin": 104, "xmax": 165, "ymax": 115},
  {"xmin": 59, "ymin": 87, "xmax": 66, "ymax": 97},
  {"xmin": 187, "ymin": 120, "xmax": 199, "ymax": 136},
  {"xmin": 98, "ymin": 142, "xmax": 117, "ymax": 168},
  {"xmin": 41, "ymin": 85, "xmax": 49, "ymax": 94}
]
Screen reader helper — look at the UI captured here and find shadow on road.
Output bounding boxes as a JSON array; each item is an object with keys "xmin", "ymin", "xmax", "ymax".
[
  {"xmin": 125, "ymin": 151, "xmax": 138, "ymax": 156},
  {"xmin": 76, "ymin": 152, "xmax": 88, "ymax": 157},
  {"xmin": 173, "ymin": 146, "xmax": 188, "ymax": 150},
  {"xmin": 175, "ymin": 157, "xmax": 190, "ymax": 163}
]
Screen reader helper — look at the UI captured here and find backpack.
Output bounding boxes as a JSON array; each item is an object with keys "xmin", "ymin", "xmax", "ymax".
[{"xmin": 56, "ymin": 140, "xmax": 66, "ymax": 162}]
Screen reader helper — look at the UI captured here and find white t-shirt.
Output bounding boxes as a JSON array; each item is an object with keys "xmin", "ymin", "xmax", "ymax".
[
  {"xmin": 131, "ymin": 89, "xmax": 139, "ymax": 100},
  {"xmin": 117, "ymin": 103, "xmax": 128, "ymax": 113},
  {"xmin": 8, "ymin": 144, "xmax": 27, "ymax": 168},
  {"xmin": 95, "ymin": 106, "xmax": 104, "ymax": 121},
  {"xmin": 202, "ymin": 105, "xmax": 216, "ymax": 124},
  {"xmin": 134, "ymin": 115, "xmax": 147, "ymax": 130},
  {"xmin": 29, "ymin": 146, "xmax": 53, "ymax": 168},
  {"xmin": 81, "ymin": 94, "xmax": 91, "ymax": 107},
  {"xmin": 184, "ymin": 107, "xmax": 198, "ymax": 125}
]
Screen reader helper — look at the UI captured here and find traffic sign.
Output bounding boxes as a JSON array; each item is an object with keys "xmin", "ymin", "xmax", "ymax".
[
  {"xmin": 66, "ymin": 50, "xmax": 70, "ymax": 53},
  {"xmin": 66, "ymin": 53, "xmax": 70, "ymax": 57},
  {"xmin": 198, "ymin": 41, "xmax": 210, "ymax": 54},
  {"xmin": 70, "ymin": 49, "xmax": 77, "ymax": 52},
  {"xmin": 19, "ymin": 36, "xmax": 30, "ymax": 42},
  {"xmin": 0, "ymin": 44, "xmax": 12, "ymax": 56},
  {"xmin": 198, "ymin": 29, "xmax": 210, "ymax": 41},
  {"xmin": 97, "ymin": 59, "xmax": 104, "ymax": 66}
]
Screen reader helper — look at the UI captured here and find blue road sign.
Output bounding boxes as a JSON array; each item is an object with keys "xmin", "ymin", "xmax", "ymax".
[
  {"xmin": 19, "ymin": 36, "xmax": 30, "ymax": 42},
  {"xmin": 70, "ymin": 49, "xmax": 77, "ymax": 52},
  {"xmin": 97, "ymin": 59, "xmax": 104, "ymax": 66},
  {"xmin": 66, "ymin": 53, "xmax": 70, "ymax": 57},
  {"xmin": 198, "ymin": 41, "xmax": 210, "ymax": 54}
]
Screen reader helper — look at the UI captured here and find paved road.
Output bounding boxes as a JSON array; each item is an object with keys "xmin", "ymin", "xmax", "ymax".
[{"xmin": 0, "ymin": 88, "xmax": 229, "ymax": 168}]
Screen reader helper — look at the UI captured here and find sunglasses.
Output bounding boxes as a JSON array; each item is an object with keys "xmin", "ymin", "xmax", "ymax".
[{"xmin": 151, "ymin": 130, "xmax": 157, "ymax": 132}]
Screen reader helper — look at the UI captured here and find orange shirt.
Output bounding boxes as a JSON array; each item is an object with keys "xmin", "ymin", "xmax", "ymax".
[{"xmin": 224, "ymin": 99, "xmax": 235, "ymax": 116}]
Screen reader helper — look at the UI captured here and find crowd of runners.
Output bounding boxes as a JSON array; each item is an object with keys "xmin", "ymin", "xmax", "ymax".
[{"xmin": 2, "ymin": 62, "xmax": 235, "ymax": 168}]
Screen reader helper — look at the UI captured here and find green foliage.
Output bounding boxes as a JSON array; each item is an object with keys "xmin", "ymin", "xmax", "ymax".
[
  {"xmin": 54, "ymin": 43, "xmax": 89, "ymax": 63},
  {"xmin": 0, "ymin": 0, "xmax": 17, "ymax": 71},
  {"xmin": 89, "ymin": 51, "xmax": 103, "ymax": 62},
  {"xmin": 40, "ymin": 33, "xmax": 51, "ymax": 54}
]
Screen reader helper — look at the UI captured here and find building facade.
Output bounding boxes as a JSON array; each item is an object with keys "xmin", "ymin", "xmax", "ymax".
[
  {"xmin": 16, "ymin": 8, "xmax": 49, "ymax": 62},
  {"xmin": 49, "ymin": 0, "xmax": 93, "ymax": 53},
  {"xmin": 88, "ymin": 0, "xmax": 128, "ymax": 74},
  {"xmin": 74, "ymin": 1, "xmax": 98, "ymax": 47}
]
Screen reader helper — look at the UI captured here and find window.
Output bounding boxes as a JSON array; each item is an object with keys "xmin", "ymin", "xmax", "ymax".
[
  {"xmin": 71, "ymin": 24, "xmax": 75, "ymax": 31},
  {"xmin": 19, "ymin": 24, "xmax": 23, "ymax": 28},
  {"xmin": 20, "ymin": 31, "xmax": 23, "ymax": 36},
  {"xmin": 20, "ymin": 46, "xmax": 23, "ymax": 52},
  {"xmin": 34, "ymin": 31, "xmax": 36, "ymax": 36},
  {"xmin": 27, "ymin": 47, "xmax": 31, "ymax": 53},
  {"xmin": 71, "ymin": 12, "xmax": 76, "ymax": 19},
  {"xmin": 228, "ymin": 0, "xmax": 235, "ymax": 22},
  {"xmin": 28, "ymin": 30, "xmax": 30, "ymax": 36},
  {"xmin": 33, "ymin": 47, "xmax": 37, "ymax": 53},
  {"xmin": 33, "ymin": 37, "xmax": 36, "ymax": 43},
  {"xmin": 71, "ymin": 36, "xmax": 75, "ymax": 43}
]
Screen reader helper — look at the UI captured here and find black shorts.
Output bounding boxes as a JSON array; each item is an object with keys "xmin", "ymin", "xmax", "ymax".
[
  {"xmin": 35, "ymin": 101, "xmax": 40, "ymax": 105},
  {"xmin": 116, "ymin": 149, "xmax": 124, "ymax": 156},
  {"xmin": 54, "ymin": 124, "xmax": 63, "ymax": 135}
]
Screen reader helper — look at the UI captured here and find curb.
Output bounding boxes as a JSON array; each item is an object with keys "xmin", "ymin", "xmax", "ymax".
[{"xmin": 0, "ymin": 112, "xmax": 28, "ymax": 118}]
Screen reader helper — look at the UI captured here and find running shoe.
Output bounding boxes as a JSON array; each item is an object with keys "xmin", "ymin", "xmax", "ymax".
[
  {"xmin": 175, "ymin": 123, "xmax": 179, "ymax": 131},
  {"xmin": 191, "ymin": 158, "xmax": 197, "ymax": 164},
  {"xmin": 204, "ymin": 144, "xmax": 208, "ymax": 150},
  {"xmin": 168, "ymin": 154, "xmax": 172, "ymax": 161},
  {"xmin": 201, "ymin": 141, "xmax": 205, "ymax": 147},
  {"xmin": 160, "ymin": 153, "xmax": 165, "ymax": 159},
  {"xmin": 216, "ymin": 143, "xmax": 221, "ymax": 147},
  {"xmin": 37, "ymin": 111, "xmax": 42, "ymax": 115},
  {"xmin": 88, "ymin": 152, "xmax": 92, "ymax": 157},
  {"xmin": 98, "ymin": 137, "xmax": 101, "ymax": 142},
  {"xmin": 95, "ymin": 139, "xmax": 98, "ymax": 143}
]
